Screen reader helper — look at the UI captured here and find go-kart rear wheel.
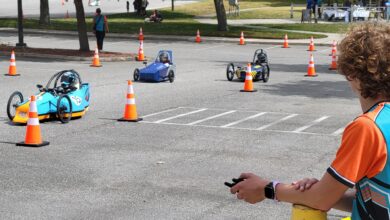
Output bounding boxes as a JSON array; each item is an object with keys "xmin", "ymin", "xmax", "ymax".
[
  {"xmin": 57, "ymin": 95, "xmax": 72, "ymax": 124},
  {"xmin": 133, "ymin": 69, "xmax": 140, "ymax": 81},
  {"xmin": 168, "ymin": 70, "xmax": 175, "ymax": 83},
  {"xmin": 262, "ymin": 65, "xmax": 270, "ymax": 83},
  {"xmin": 7, "ymin": 91, "xmax": 23, "ymax": 121},
  {"xmin": 226, "ymin": 63, "xmax": 235, "ymax": 81}
]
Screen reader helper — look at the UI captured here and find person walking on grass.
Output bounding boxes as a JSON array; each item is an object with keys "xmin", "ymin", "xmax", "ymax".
[
  {"xmin": 93, "ymin": 8, "xmax": 109, "ymax": 51},
  {"xmin": 228, "ymin": 22, "xmax": 390, "ymax": 220}
]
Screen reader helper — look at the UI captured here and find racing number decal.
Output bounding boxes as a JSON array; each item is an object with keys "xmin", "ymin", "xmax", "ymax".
[{"xmin": 70, "ymin": 96, "xmax": 82, "ymax": 106}]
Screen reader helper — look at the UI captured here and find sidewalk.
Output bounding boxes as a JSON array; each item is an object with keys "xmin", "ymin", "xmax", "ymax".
[{"xmin": 0, "ymin": 26, "xmax": 344, "ymax": 47}]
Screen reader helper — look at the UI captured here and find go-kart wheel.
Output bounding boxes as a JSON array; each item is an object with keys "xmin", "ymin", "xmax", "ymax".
[
  {"xmin": 226, "ymin": 63, "xmax": 235, "ymax": 81},
  {"xmin": 168, "ymin": 70, "xmax": 175, "ymax": 83},
  {"xmin": 57, "ymin": 95, "xmax": 72, "ymax": 124},
  {"xmin": 262, "ymin": 65, "xmax": 270, "ymax": 83},
  {"xmin": 7, "ymin": 91, "xmax": 23, "ymax": 121},
  {"xmin": 133, "ymin": 69, "xmax": 140, "ymax": 81}
]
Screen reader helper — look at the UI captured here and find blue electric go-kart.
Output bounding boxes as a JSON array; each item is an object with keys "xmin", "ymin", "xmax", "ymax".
[
  {"xmin": 7, "ymin": 69, "xmax": 90, "ymax": 124},
  {"xmin": 226, "ymin": 49, "xmax": 270, "ymax": 82},
  {"xmin": 133, "ymin": 50, "xmax": 176, "ymax": 83}
]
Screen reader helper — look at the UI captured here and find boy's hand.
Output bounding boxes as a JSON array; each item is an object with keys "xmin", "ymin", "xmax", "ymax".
[
  {"xmin": 292, "ymin": 178, "xmax": 319, "ymax": 192},
  {"xmin": 230, "ymin": 173, "xmax": 270, "ymax": 204}
]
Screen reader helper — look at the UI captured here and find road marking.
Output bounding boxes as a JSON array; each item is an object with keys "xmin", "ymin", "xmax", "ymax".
[
  {"xmin": 187, "ymin": 110, "xmax": 236, "ymax": 125},
  {"xmin": 264, "ymin": 45, "xmax": 281, "ymax": 50},
  {"xmin": 257, "ymin": 114, "xmax": 298, "ymax": 130},
  {"xmin": 293, "ymin": 116, "xmax": 330, "ymax": 133},
  {"xmin": 220, "ymin": 112, "xmax": 267, "ymax": 128},
  {"xmin": 144, "ymin": 44, "xmax": 170, "ymax": 49},
  {"xmin": 332, "ymin": 127, "xmax": 345, "ymax": 136},
  {"xmin": 141, "ymin": 107, "xmax": 181, "ymax": 118},
  {"xmin": 195, "ymin": 44, "xmax": 225, "ymax": 51},
  {"xmin": 153, "ymin": 108, "xmax": 207, "ymax": 123},
  {"xmin": 140, "ymin": 121, "xmax": 337, "ymax": 136}
]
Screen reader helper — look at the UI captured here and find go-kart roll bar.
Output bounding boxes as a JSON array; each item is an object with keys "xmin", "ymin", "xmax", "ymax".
[{"xmin": 45, "ymin": 69, "xmax": 82, "ymax": 90}]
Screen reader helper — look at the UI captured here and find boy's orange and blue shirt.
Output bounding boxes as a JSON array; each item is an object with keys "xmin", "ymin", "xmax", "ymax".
[{"xmin": 327, "ymin": 102, "xmax": 390, "ymax": 220}]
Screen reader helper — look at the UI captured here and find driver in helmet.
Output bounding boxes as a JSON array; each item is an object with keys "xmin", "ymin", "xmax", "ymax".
[
  {"xmin": 159, "ymin": 52, "xmax": 170, "ymax": 64},
  {"xmin": 255, "ymin": 52, "xmax": 267, "ymax": 65},
  {"xmin": 60, "ymin": 71, "xmax": 79, "ymax": 92}
]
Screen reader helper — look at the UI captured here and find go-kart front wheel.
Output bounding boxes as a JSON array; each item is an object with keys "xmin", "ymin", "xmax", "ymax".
[
  {"xmin": 7, "ymin": 91, "xmax": 23, "ymax": 121},
  {"xmin": 226, "ymin": 63, "xmax": 235, "ymax": 81},
  {"xmin": 57, "ymin": 95, "xmax": 72, "ymax": 123},
  {"xmin": 168, "ymin": 70, "xmax": 175, "ymax": 83},
  {"xmin": 133, "ymin": 69, "xmax": 140, "ymax": 81},
  {"xmin": 262, "ymin": 65, "xmax": 270, "ymax": 83}
]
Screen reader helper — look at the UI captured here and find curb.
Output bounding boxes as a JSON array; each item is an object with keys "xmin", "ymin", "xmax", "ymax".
[
  {"xmin": 0, "ymin": 47, "xmax": 137, "ymax": 62},
  {"xmin": 1, "ymin": 28, "xmax": 336, "ymax": 47}
]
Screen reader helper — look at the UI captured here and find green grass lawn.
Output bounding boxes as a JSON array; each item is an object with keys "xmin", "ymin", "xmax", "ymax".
[
  {"xmin": 252, "ymin": 23, "xmax": 350, "ymax": 33},
  {"xmin": 0, "ymin": 10, "xmax": 327, "ymax": 39}
]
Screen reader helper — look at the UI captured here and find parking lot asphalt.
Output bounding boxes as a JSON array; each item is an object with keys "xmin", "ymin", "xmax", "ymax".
[{"xmin": 0, "ymin": 33, "xmax": 358, "ymax": 219}]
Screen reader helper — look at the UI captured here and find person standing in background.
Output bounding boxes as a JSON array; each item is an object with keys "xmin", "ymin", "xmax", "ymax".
[
  {"xmin": 126, "ymin": 1, "xmax": 130, "ymax": 13},
  {"xmin": 93, "ymin": 8, "xmax": 109, "ymax": 51}
]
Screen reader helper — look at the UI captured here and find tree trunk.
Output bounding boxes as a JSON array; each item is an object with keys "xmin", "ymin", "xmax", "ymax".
[
  {"xmin": 171, "ymin": 0, "xmax": 174, "ymax": 11},
  {"xmin": 39, "ymin": 0, "xmax": 50, "ymax": 25},
  {"xmin": 74, "ymin": 0, "xmax": 90, "ymax": 51},
  {"xmin": 214, "ymin": 0, "xmax": 228, "ymax": 31}
]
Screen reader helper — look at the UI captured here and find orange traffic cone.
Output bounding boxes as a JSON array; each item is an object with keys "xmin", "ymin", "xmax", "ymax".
[
  {"xmin": 136, "ymin": 40, "xmax": 145, "ymax": 61},
  {"xmin": 118, "ymin": 80, "xmax": 143, "ymax": 122},
  {"xmin": 5, "ymin": 50, "xmax": 19, "ymax": 76},
  {"xmin": 329, "ymin": 52, "xmax": 337, "ymax": 70},
  {"xmin": 239, "ymin": 31, "xmax": 245, "ymax": 45},
  {"xmin": 282, "ymin": 34, "xmax": 290, "ymax": 48},
  {"xmin": 307, "ymin": 36, "xmax": 316, "ymax": 51},
  {"xmin": 138, "ymin": 27, "xmax": 144, "ymax": 41},
  {"xmin": 240, "ymin": 63, "xmax": 257, "ymax": 92},
  {"xmin": 305, "ymin": 54, "xmax": 317, "ymax": 77},
  {"xmin": 329, "ymin": 40, "xmax": 337, "ymax": 56},
  {"xmin": 195, "ymin": 29, "xmax": 202, "ymax": 43},
  {"xmin": 16, "ymin": 96, "xmax": 50, "ymax": 147},
  {"xmin": 90, "ymin": 48, "xmax": 102, "ymax": 67}
]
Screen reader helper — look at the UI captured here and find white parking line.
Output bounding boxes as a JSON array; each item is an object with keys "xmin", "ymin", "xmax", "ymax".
[
  {"xmin": 264, "ymin": 45, "xmax": 282, "ymax": 50},
  {"xmin": 153, "ymin": 108, "xmax": 207, "ymax": 123},
  {"xmin": 141, "ymin": 107, "xmax": 181, "ymax": 118},
  {"xmin": 187, "ymin": 110, "xmax": 236, "ymax": 125},
  {"xmin": 332, "ymin": 127, "xmax": 345, "ymax": 136},
  {"xmin": 293, "ymin": 116, "xmax": 329, "ymax": 133},
  {"xmin": 257, "ymin": 114, "xmax": 298, "ymax": 130},
  {"xmin": 195, "ymin": 44, "xmax": 225, "ymax": 51},
  {"xmin": 140, "ymin": 120, "xmax": 336, "ymax": 136},
  {"xmin": 220, "ymin": 112, "xmax": 267, "ymax": 128}
]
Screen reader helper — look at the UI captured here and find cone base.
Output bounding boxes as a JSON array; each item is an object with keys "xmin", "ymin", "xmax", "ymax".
[
  {"xmin": 239, "ymin": 43, "xmax": 246, "ymax": 45},
  {"xmin": 305, "ymin": 74, "xmax": 318, "ymax": 77},
  {"xmin": 16, "ymin": 141, "xmax": 50, "ymax": 147},
  {"xmin": 135, "ymin": 57, "xmax": 146, "ymax": 62},
  {"xmin": 329, "ymin": 67, "xmax": 337, "ymax": 70},
  {"xmin": 90, "ymin": 64, "xmax": 102, "ymax": 67},
  {"xmin": 307, "ymin": 50, "xmax": 317, "ymax": 51},
  {"xmin": 117, "ymin": 117, "xmax": 143, "ymax": 122},
  {"xmin": 240, "ymin": 89, "xmax": 258, "ymax": 92},
  {"xmin": 4, "ymin": 74, "xmax": 20, "ymax": 76}
]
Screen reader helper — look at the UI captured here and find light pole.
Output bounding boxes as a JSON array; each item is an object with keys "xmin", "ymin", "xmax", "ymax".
[{"xmin": 17, "ymin": 0, "xmax": 27, "ymax": 47}]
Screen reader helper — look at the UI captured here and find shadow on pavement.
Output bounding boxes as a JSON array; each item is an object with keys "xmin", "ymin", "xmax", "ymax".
[{"xmin": 260, "ymin": 80, "xmax": 354, "ymax": 99}]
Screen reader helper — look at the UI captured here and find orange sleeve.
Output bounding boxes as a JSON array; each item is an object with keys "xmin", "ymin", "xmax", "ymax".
[{"xmin": 327, "ymin": 116, "xmax": 387, "ymax": 188}]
